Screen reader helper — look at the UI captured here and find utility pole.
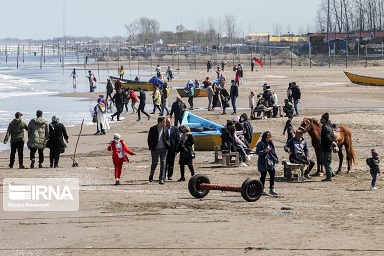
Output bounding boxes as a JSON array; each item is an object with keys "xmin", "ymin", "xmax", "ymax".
[{"xmin": 327, "ymin": 0, "xmax": 330, "ymax": 56}]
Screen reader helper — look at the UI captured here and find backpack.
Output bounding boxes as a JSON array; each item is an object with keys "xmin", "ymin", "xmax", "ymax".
[
  {"xmin": 243, "ymin": 121, "xmax": 253, "ymax": 143},
  {"xmin": 93, "ymin": 75, "xmax": 97, "ymax": 82}
]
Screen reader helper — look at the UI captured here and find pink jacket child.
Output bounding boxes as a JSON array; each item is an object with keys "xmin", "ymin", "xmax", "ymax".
[{"xmin": 107, "ymin": 133, "xmax": 135, "ymax": 185}]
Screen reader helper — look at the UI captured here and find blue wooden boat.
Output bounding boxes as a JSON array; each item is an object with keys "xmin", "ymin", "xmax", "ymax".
[{"xmin": 181, "ymin": 111, "xmax": 262, "ymax": 151}]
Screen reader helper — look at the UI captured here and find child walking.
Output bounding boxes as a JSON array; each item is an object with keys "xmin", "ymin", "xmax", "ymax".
[
  {"xmin": 366, "ymin": 148, "xmax": 380, "ymax": 190},
  {"xmin": 282, "ymin": 115, "xmax": 295, "ymax": 142},
  {"xmin": 107, "ymin": 133, "xmax": 135, "ymax": 185}
]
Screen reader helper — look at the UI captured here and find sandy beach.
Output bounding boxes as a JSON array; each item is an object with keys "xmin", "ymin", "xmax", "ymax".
[{"xmin": 1, "ymin": 61, "xmax": 384, "ymax": 255}]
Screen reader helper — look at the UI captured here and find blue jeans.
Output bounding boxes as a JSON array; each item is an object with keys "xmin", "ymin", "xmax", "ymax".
[
  {"xmin": 371, "ymin": 173, "xmax": 377, "ymax": 187},
  {"xmin": 237, "ymin": 144, "xmax": 246, "ymax": 162},
  {"xmin": 231, "ymin": 97, "xmax": 237, "ymax": 113},
  {"xmin": 321, "ymin": 151, "xmax": 333, "ymax": 179},
  {"xmin": 293, "ymin": 99, "xmax": 300, "ymax": 115}
]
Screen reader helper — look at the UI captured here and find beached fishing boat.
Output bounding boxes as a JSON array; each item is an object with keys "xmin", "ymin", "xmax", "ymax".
[
  {"xmin": 181, "ymin": 111, "xmax": 262, "ymax": 151},
  {"xmin": 176, "ymin": 88, "xmax": 208, "ymax": 97},
  {"xmin": 110, "ymin": 76, "xmax": 155, "ymax": 91},
  {"xmin": 344, "ymin": 71, "xmax": 384, "ymax": 86}
]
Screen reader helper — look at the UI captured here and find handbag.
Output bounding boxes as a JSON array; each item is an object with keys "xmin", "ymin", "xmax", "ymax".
[
  {"xmin": 92, "ymin": 113, "xmax": 98, "ymax": 123},
  {"xmin": 221, "ymin": 142, "xmax": 232, "ymax": 151},
  {"xmin": 222, "ymin": 98, "xmax": 229, "ymax": 108},
  {"xmin": 183, "ymin": 148, "xmax": 195, "ymax": 160},
  {"xmin": 266, "ymin": 158, "xmax": 274, "ymax": 170}
]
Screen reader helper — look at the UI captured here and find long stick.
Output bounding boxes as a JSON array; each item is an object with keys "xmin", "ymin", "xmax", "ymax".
[{"xmin": 72, "ymin": 119, "xmax": 84, "ymax": 167}]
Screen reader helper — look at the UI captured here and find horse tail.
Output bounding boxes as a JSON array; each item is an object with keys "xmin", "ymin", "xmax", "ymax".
[{"xmin": 341, "ymin": 126, "xmax": 357, "ymax": 166}]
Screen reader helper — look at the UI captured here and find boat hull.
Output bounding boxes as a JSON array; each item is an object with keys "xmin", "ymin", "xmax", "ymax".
[
  {"xmin": 181, "ymin": 111, "xmax": 261, "ymax": 151},
  {"xmin": 177, "ymin": 88, "xmax": 208, "ymax": 97},
  {"xmin": 344, "ymin": 71, "xmax": 384, "ymax": 86},
  {"xmin": 110, "ymin": 76, "xmax": 155, "ymax": 91}
]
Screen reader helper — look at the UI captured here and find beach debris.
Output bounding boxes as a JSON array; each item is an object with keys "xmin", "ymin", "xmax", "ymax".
[
  {"xmin": 188, "ymin": 174, "xmax": 263, "ymax": 202},
  {"xmin": 244, "ymin": 246, "xmax": 271, "ymax": 251}
]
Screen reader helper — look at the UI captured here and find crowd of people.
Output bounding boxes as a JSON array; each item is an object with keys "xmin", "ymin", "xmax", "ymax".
[
  {"xmin": 146, "ymin": 117, "xmax": 195, "ymax": 185},
  {"xmin": 2, "ymin": 63, "xmax": 378, "ymax": 197}
]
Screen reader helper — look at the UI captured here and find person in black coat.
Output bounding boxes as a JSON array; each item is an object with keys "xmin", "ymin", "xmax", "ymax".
[
  {"xmin": 106, "ymin": 79, "xmax": 114, "ymax": 101},
  {"xmin": 220, "ymin": 83, "xmax": 230, "ymax": 115},
  {"xmin": 230, "ymin": 80, "xmax": 239, "ymax": 114},
  {"xmin": 320, "ymin": 113, "xmax": 337, "ymax": 181},
  {"xmin": 170, "ymin": 96, "xmax": 187, "ymax": 127},
  {"xmin": 137, "ymin": 87, "xmax": 151, "ymax": 121},
  {"xmin": 111, "ymin": 88, "xmax": 124, "ymax": 121},
  {"xmin": 165, "ymin": 117, "xmax": 180, "ymax": 180},
  {"xmin": 160, "ymin": 83, "xmax": 170, "ymax": 116},
  {"xmin": 47, "ymin": 116, "xmax": 68, "ymax": 168},
  {"xmin": 177, "ymin": 125, "xmax": 195, "ymax": 181},
  {"xmin": 147, "ymin": 117, "xmax": 170, "ymax": 184},
  {"xmin": 291, "ymin": 82, "xmax": 301, "ymax": 115}
]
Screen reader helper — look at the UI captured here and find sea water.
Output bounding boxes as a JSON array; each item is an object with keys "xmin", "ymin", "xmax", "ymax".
[{"xmin": 0, "ymin": 53, "xmax": 155, "ymax": 152}]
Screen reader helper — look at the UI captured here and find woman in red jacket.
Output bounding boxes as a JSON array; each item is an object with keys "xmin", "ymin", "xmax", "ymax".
[{"xmin": 107, "ymin": 133, "xmax": 135, "ymax": 185}]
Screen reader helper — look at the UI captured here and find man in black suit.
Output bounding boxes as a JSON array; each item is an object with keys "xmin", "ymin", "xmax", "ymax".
[
  {"xmin": 165, "ymin": 117, "xmax": 180, "ymax": 180},
  {"xmin": 170, "ymin": 96, "xmax": 187, "ymax": 127},
  {"xmin": 147, "ymin": 117, "xmax": 170, "ymax": 184}
]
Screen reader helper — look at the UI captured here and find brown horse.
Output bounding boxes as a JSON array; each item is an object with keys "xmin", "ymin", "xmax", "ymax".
[{"xmin": 300, "ymin": 117, "xmax": 357, "ymax": 174}]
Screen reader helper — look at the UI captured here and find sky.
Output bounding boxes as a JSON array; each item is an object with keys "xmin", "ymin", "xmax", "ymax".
[{"xmin": 1, "ymin": 0, "xmax": 321, "ymax": 40}]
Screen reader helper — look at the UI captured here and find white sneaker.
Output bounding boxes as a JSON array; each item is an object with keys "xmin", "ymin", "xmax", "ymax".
[
  {"xmin": 370, "ymin": 186, "xmax": 378, "ymax": 190},
  {"xmin": 240, "ymin": 162, "xmax": 248, "ymax": 167}
]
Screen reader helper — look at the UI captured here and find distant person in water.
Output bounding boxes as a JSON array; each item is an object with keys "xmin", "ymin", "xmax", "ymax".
[
  {"xmin": 87, "ymin": 70, "xmax": 96, "ymax": 92},
  {"xmin": 69, "ymin": 68, "xmax": 77, "ymax": 88}
]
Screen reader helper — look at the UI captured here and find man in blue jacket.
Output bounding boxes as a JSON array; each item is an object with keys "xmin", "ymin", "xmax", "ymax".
[{"xmin": 284, "ymin": 129, "xmax": 315, "ymax": 179}]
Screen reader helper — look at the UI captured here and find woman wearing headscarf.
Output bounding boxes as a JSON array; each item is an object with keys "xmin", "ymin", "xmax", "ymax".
[
  {"xmin": 177, "ymin": 125, "xmax": 195, "ymax": 181},
  {"xmin": 255, "ymin": 131, "xmax": 279, "ymax": 195},
  {"xmin": 47, "ymin": 115, "xmax": 68, "ymax": 168},
  {"xmin": 94, "ymin": 97, "xmax": 110, "ymax": 135},
  {"xmin": 108, "ymin": 133, "xmax": 135, "ymax": 185},
  {"xmin": 219, "ymin": 82, "xmax": 230, "ymax": 115}
]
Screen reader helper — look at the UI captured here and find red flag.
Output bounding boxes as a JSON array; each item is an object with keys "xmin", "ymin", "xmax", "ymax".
[{"xmin": 253, "ymin": 57, "xmax": 263, "ymax": 67}]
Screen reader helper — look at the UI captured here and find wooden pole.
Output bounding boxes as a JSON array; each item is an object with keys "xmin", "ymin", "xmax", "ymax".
[
  {"xmin": 40, "ymin": 45, "xmax": 43, "ymax": 69},
  {"xmin": 71, "ymin": 119, "xmax": 84, "ymax": 167},
  {"xmin": 16, "ymin": 44, "xmax": 19, "ymax": 69},
  {"xmin": 118, "ymin": 42, "xmax": 120, "ymax": 75}
]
